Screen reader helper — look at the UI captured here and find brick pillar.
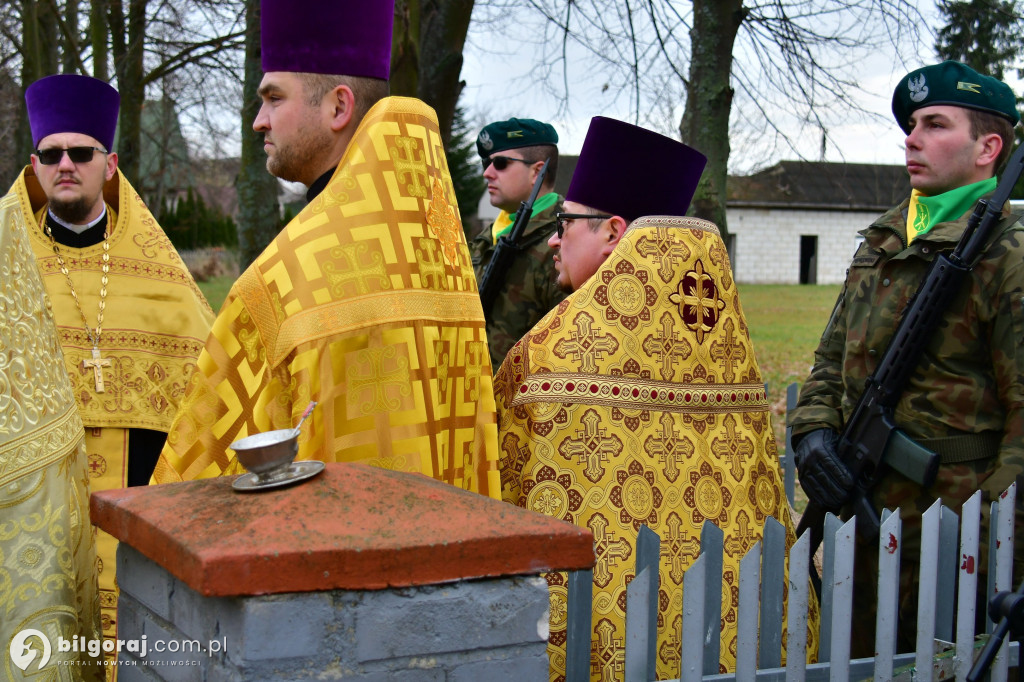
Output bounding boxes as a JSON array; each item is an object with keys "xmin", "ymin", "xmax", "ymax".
[{"xmin": 90, "ymin": 463, "xmax": 594, "ymax": 681}]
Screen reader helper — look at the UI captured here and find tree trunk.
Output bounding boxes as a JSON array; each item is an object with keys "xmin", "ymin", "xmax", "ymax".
[
  {"xmin": 18, "ymin": 0, "xmax": 58, "ymax": 162},
  {"xmin": 390, "ymin": 0, "xmax": 473, "ymax": 146},
  {"xmin": 679, "ymin": 0, "xmax": 745, "ymax": 239},
  {"xmin": 91, "ymin": 0, "xmax": 108, "ymax": 80},
  {"xmin": 236, "ymin": 0, "xmax": 282, "ymax": 269},
  {"xmin": 110, "ymin": 0, "xmax": 147, "ymax": 179},
  {"xmin": 61, "ymin": 0, "xmax": 79, "ymax": 73}
]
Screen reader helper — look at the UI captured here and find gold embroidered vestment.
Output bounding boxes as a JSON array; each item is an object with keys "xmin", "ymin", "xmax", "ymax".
[
  {"xmin": 153, "ymin": 97, "xmax": 499, "ymax": 498},
  {"xmin": 10, "ymin": 166, "xmax": 214, "ymax": 669},
  {"xmin": 0, "ymin": 189, "xmax": 103, "ymax": 681},
  {"xmin": 495, "ymin": 216, "xmax": 817, "ymax": 680}
]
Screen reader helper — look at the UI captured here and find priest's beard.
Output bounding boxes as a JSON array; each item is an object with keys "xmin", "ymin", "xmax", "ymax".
[
  {"xmin": 265, "ymin": 120, "xmax": 333, "ymax": 185},
  {"xmin": 50, "ymin": 196, "xmax": 98, "ymax": 225}
]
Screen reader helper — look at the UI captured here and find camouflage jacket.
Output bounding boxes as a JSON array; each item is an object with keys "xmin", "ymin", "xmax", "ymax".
[
  {"xmin": 471, "ymin": 196, "xmax": 568, "ymax": 369},
  {"xmin": 790, "ymin": 195, "xmax": 1024, "ymax": 513}
]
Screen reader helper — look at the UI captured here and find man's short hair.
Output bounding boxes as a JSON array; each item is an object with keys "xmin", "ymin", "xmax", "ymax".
[
  {"xmin": 966, "ymin": 108, "xmax": 1016, "ymax": 171},
  {"xmin": 515, "ymin": 144, "xmax": 558, "ymax": 187},
  {"xmin": 298, "ymin": 73, "xmax": 390, "ymax": 124}
]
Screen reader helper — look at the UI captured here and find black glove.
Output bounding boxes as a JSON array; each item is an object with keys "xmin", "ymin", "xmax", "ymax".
[{"xmin": 793, "ymin": 428, "xmax": 854, "ymax": 510}]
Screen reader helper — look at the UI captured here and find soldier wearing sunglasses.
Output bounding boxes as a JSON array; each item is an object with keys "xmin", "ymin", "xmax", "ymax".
[
  {"xmin": 0, "ymin": 74, "xmax": 213, "ymax": 668},
  {"xmin": 472, "ymin": 117, "xmax": 567, "ymax": 369}
]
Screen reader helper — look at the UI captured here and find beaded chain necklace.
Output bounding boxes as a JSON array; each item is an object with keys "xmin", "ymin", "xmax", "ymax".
[{"xmin": 41, "ymin": 211, "xmax": 112, "ymax": 392}]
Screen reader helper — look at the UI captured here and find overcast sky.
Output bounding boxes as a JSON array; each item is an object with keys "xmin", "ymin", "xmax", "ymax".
[{"xmin": 458, "ymin": 2, "xmax": 954, "ymax": 173}]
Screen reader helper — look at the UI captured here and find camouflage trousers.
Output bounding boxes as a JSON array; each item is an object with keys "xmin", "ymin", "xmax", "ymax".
[{"xmin": 848, "ymin": 458, "xmax": 1024, "ymax": 658}]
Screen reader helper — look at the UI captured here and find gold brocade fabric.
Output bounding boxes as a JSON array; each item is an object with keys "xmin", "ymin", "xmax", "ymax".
[
  {"xmin": 0, "ymin": 191, "xmax": 103, "ymax": 681},
  {"xmin": 153, "ymin": 96, "xmax": 499, "ymax": 498},
  {"xmin": 494, "ymin": 216, "xmax": 818, "ymax": 680},
  {"xmin": 11, "ymin": 167, "xmax": 215, "ymax": 432}
]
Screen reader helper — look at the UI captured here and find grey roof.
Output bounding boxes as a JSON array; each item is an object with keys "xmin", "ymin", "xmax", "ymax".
[{"xmin": 727, "ymin": 161, "xmax": 911, "ymax": 211}]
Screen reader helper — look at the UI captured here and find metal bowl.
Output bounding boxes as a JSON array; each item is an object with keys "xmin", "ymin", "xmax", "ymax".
[{"xmin": 230, "ymin": 428, "xmax": 300, "ymax": 480}]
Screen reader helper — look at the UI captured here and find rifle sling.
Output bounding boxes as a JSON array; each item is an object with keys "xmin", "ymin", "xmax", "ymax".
[{"xmin": 916, "ymin": 431, "xmax": 1002, "ymax": 464}]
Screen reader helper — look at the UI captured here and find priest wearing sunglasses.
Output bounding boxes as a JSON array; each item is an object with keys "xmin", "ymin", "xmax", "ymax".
[
  {"xmin": 0, "ymin": 73, "xmax": 214, "ymax": 669},
  {"xmin": 472, "ymin": 117, "xmax": 567, "ymax": 369}
]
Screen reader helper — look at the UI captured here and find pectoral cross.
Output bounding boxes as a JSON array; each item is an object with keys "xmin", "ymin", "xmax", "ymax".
[{"xmin": 82, "ymin": 347, "xmax": 111, "ymax": 393}]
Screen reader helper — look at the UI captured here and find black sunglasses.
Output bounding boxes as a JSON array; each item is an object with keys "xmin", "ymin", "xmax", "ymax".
[
  {"xmin": 482, "ymin": 155, "xmax": 535, "ymax": 172},
  {"xmin": 555, "ymin": 212, "xmax": 614, "ymax": 238},
  {"xmin": 35, "ymin": 146, "xmax": 108, "ymax": 165}
]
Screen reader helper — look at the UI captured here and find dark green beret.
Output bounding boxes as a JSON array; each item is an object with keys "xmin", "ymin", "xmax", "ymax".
[
  {"xmin": 892, "ymin": 60, "xmax": 1020, "ymax": 134},
  {"xmin": 477, "ymin": 118, "xmax": 558, "ymax": 159}
]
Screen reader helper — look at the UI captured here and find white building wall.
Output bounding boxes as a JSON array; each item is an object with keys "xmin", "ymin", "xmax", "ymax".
[{"xmin": 727, "ymin": 207, "xmax": 886, "ymax": 285}]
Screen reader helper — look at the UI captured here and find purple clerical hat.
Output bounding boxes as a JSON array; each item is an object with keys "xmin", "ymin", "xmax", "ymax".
[
  {"xmin": 25, "ymin": 74, "xmax": 119, "ymax": 150},
  {"xmin": 261, "ymin": 0, "xmax": 394, "ymax": 79},
  {"xmin": 566, "ymin": 117, "xmax": 707, "ymax": 222}
]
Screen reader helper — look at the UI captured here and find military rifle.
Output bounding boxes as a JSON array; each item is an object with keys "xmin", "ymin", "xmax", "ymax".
[
  {"xmin": 477, "ymin": 159, "xmax": 550, "ymax": 319},
  {"xmin": 796, "ymin": 142, "xmax": 1024, "ymax": 556}
]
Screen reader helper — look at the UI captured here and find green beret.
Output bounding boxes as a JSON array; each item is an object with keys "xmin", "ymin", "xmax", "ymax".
[
  {"xmin": 892, "ymin": 60, "xmax": 1020, "ymax": 134},
  {"xmin": 477, "ymin": 118, "xmax": 558, "ymax": 159}
]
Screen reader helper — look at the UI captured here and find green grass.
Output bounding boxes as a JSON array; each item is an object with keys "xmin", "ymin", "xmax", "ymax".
[{"xmin": 197, "ymin": 275, "xmax": 236, "ymax": 313}]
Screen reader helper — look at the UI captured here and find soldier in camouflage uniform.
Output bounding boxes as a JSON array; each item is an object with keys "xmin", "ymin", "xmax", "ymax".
[
  {"xmin": 472, "ymin": 118, "xmax": 567, "ymax": 369},
  {"xmin": 789, "ymin": 61, "xmax": 1024, "ymax": 656}
]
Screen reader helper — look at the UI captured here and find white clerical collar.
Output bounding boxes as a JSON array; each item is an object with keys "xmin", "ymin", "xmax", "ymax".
[{"xmin": 48, "ymin": 205, "xmax": 107, "ymax": 234}]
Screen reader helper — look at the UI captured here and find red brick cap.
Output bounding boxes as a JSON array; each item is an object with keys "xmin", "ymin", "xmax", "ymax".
[{"xmin": 90, "ymin": 463, "xmax": 594, "ymax": 597}]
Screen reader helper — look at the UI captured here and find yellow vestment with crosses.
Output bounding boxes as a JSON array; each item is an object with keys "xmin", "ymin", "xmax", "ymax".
[
  {"xmin": 153, "ymin": 96, "xmax": 500, "ymax": 498},
  {"xmin": 494, "ymin": 216, "xmax": 817, "ymax": 680},
  {"xmin": 0, "ymin": 189, "xmax": 104, "ymax": 681},
  {"xmin": 8, "ymin": 166, "xmax": 214, "ymax": 673}
]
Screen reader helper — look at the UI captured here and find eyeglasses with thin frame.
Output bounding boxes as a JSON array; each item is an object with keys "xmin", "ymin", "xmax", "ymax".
[
  {"xmin": 555, "ymin": 212, "xmax": 614, "ymax": 238},
  {"xmin": 482, "ymin": 155, "xmax": 535, "ymax": 172},
  {"xmin": 35, "ymin": 146, "xmax": 109, "ymax": 165}
]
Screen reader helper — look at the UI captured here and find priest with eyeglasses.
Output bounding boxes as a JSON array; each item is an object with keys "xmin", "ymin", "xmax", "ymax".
[{"xmin": 0, "ymin": 73, "xmax": 213, "ymax": 674}]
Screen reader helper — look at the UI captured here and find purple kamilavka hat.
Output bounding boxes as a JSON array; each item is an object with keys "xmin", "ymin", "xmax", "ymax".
[
  {"xmin": 566, "ymin": 117, "xmax": 708, "ymax": 222},
  {"xmin": 25, "ymin": 74, "xmax": 119, "ymax": 150},
  {"xmin": 261, "ymin": 0, "xmax": 394, "ymax": 79}
]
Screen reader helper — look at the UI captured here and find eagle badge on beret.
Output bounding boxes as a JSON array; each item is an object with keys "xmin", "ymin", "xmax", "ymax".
[
  {"xmin": 908, "ymin": 74, "xmax": 928, "ymax": 103},
  {"xmin": 478, "ymin": 129, "xmax": 493, "ymax": 151}
]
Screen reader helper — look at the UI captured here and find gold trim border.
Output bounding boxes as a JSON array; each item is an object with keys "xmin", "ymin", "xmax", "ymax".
[{"xmin": 510, "ymin": 373, "xmax": 768, "ymax": 414}]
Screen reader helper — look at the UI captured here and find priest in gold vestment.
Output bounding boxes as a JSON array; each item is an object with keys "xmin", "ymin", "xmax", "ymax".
[
  {"xmin": 152, "ymin": 0, "xmax": 498, "ymax": 497},
  {"xmin": 13, "ymin": 74, "xmax": 214, "ymax": 672},
  {"xmin": 1, "ymin": 165, "xmax": 103, "ymax": 680},
  {"xmin": 495, "ymin": 118, "xmax": 817, "ymax": 680}
]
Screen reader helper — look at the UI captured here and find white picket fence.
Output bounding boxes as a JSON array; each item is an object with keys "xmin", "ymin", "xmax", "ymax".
[{"xmin": 565, "ymin": 483, "xmax": 1019, "ymax": 681}]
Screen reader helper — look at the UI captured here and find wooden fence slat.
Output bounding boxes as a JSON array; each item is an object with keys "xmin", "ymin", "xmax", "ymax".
[
  {"xmin": 786, "ymin": 530, "xmax": 810, "ymax": 682},
  {"xmin": 681, "ymin": 553, "xmax": 707, "ymax": 682},
  {"xmin": 626, "ymin": 565, "xmax": 653, "ymax": 682},
  {"xmin": 829, "ymin": 516, "xmax": 856, "ymax": 682},
  {"xmin": 915, "ymin": 499, "xmax": 943, "ymax": 682},
  {"xmin": 955, "ymin": 491, "xmax": 982, "ymax": 682},
  {"xmin": 874, "ymin": 508, "xmax": 901, "ymax": 682},
  {"xmin": 936, "ymin": 504, "xmax": 959, "ymax": 642},
  {"xmin": 759, "ymin": 517, "xmax": 785, "ymax": 669},
  {"xmin": 626, "ymin": 525, "xmax": 660, "ymax": 682},
  {"xmin": 566, "ymin": 568, "xmax": 593, "ymax": 682},
  {"xmin": 987, "ymin": 500, "xmax": 998, "ymax": 635},
  {"xmin": 702, "ymin": 520, "xmax": 724, "ymax": 675},
  {"xmin": 993, "ymin": 482, "xmax": 1016, "ymax": 681},
  {"xmin": 736, "ymin": 540, "xmax": 762, "ymax": 682},
  {"xmin": 819, "ymin": 512, "xmax": 843, "ymax": 663},
  {"xmin": 783, "ymin": 382, "xmax": 799, "ymax": 507}
]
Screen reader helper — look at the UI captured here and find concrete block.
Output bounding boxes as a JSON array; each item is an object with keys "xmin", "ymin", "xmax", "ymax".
[
  {"xmin": 222, "ymin": 593, "xmax": 332, "ymax": 663},
  {"xmin": 356, "ymin": 669, "xmax": 445, "ymax": 682},
  {"xmin": 118, "ymin": 545, "xmax": 172, "ymax": 620},
  {"xmin": 168, "ymin": 575, "xmax": 227, "ymax": 642},
  {"xmin": 356, "ymin": 577, "xmax": 549, "ymax": 663},
  {"xmin": 116, "ymin": 659, "xmax": 161, "ymax": 682},
  {"xmin": 449, "ymin": 652, "xmax": 550, "ymax": 682},
  {"xmin": 139, "ymin": 618, "xmax": 208, "ymax": 682}
]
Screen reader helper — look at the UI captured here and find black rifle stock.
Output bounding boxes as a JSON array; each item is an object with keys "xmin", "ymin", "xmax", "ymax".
[
  {"xmin": 796, "ymin": 143, "xmax": 1024, "ymax": 555},
  {"xmin": 477, "ymin": 159, "xmax": 550, "ymax": 319}
]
